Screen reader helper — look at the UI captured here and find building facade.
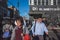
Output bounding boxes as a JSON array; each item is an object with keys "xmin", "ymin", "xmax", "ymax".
[
  {"xmin": 29, "ymin": 0, "xmax": 60, "ymax": 22},
  {"xmin": 0, "ymin": 0, "xmax": 8, "ymax": 25},
  {"xmin": 29, "ymin": 0, "xmax": 60, "ymax": 40},
  {"xmin": 8, "ymin": 6, "xmax": 20, "ymax": 18},
  {"xmin": 0, "ymin": 0, "xmax": 8, "ymax": 38},
  {"xmin": 0, "ymin": 0, "xmax": 8, "ymax": 17}
]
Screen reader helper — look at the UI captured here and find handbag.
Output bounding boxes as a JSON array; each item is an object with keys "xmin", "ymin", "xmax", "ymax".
[
  {"xmin": 24, "ymin": 34, "xmax": 30, "ymax": 40},
  {"xmin": 3, "ymin": 31, "xmax": 10, "ymax": 38}
]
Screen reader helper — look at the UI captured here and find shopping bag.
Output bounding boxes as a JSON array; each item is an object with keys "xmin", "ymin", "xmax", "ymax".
[
  {"xmin": 3, "ymin": 31, "xmax": 10, "ymax": 38},
  {"xmin": 24, "ymin": 34, "xmax": 30, "ymax": 40}
]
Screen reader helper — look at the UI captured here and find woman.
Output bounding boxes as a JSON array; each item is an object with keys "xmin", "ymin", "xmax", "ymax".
[{"xmin": 11, "ymin": 16, "xmax": 24, "ymax": 40}]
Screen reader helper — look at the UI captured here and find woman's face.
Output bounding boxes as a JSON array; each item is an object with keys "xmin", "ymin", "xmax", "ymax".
[{"xmin": 16, "ymin": 20, "xmax": 22, "ymax": 27}]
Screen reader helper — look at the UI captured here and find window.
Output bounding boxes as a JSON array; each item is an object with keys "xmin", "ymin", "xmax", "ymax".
[
  {"xmin": 38, "ymin": 0, "xmax": 41, "ymax": 5},
  {"xmin": 8, "ymin": 11, "xmax": 10, "ymax": 17},
  {"xmin": 53, "ymin": 0, "xmax": 56, "ymax": 5},
  {"xmin": 34, "ymin": 0, "xmax": 37, "ymax": 5},
  {"xmin": 42, "ymin": 0, "xmax": 44, "ymax": 5},
  {"xmin": 46, "ymin": 0, "xmax": 48, "ymax": 5},
  {"xmin": 58, "ymin": 0, "xmax": 60, "ymax": 5}
]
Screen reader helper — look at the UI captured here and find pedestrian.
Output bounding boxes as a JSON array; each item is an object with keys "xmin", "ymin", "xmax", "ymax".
[
  {"xmin": 31, "ymin": 15, "xmax": 48, "ymax": 40},
  {"xmin": 23, "ymin": 20, "xmax": 30, "ymax": 40},
  {"xmin": 11, "ymin": 16, "xmax": 24, "ymax": 40},
  {"xmin": 2, "ymin": 22, "xmax": 13, "ymax": 40}
]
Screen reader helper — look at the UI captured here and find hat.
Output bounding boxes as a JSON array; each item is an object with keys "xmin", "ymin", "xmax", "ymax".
[{"xmin": 29, "ymin": 14, "xmax": 42, "ymax": 19}]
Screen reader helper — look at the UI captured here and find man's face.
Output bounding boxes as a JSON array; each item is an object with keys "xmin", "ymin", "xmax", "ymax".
[{"xmin": 37, "ymin": 18, "xmax": 42, "ymax": 22}]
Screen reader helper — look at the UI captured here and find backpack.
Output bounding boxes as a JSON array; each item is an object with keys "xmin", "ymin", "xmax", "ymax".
[{"xmin": 3, "ymin": 31, "xmax": 10, "ymax": 38}]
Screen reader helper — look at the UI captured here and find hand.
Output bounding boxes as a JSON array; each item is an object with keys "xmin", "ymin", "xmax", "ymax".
[
  {"xmin": 21, "ymin": 33, "xmax": 23, "ymax": 37},
  {"xmin": 32, "ymin": 34, "xmax": 35, "ymax": 37},
  {"xmin": 45, "ymin": 32, "xmax": 48, "ymax": 35},
  {"xmin": 22, "ymin": 36, "xmax": 24, "ymax": 40}
]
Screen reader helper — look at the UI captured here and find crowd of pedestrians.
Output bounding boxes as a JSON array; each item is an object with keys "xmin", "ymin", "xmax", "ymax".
[{"xmin": 0, "ymin": 16, "xmax": 49, "ymax": 40}]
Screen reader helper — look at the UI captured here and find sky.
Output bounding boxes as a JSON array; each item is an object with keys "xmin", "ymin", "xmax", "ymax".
[{"xmin": 8, "ymin": 0, "xmax": 29, "ymax": 17}]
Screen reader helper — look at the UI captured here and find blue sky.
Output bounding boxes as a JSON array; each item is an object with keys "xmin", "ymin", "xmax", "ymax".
[{"xmin": 8, "ymin": 0, "xmax": 29, "ymax": 17}]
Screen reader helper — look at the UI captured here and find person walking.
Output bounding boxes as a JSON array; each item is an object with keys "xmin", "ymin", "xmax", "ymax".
[
  {"xmin": 31, "ymin": 16, "xmax": 48, "ymax": 40},
  {"xmin": 2, "ymin": 22, "xmax": 13, "ymax": 40},
  {"xmin": 11, "ymin": 16, "xmax": 24, "ymax": 40}
]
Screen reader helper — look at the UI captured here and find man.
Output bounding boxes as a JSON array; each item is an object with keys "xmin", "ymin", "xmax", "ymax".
[{"xmin": 31, "ymin": 17, "xmax": 48, "ymax": 40}]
